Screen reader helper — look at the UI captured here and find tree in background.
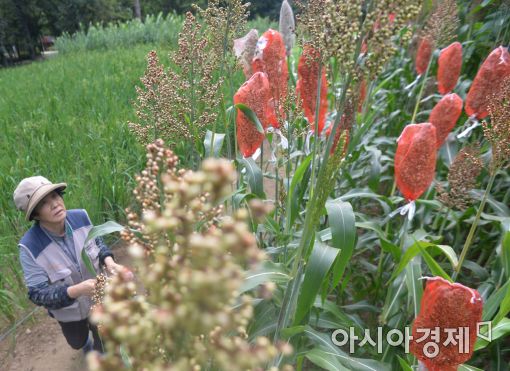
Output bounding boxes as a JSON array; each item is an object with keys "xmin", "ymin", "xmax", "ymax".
[
  {"xmin": 0, "ymin": 0, "xmax": 133, "ymax": 61},
  {"xmin": 39, "ymin": 0, "xmax": 132, "ymax": 36},
  {"xmin": 0, "ymin": 0, "xmax": 41, "ymax": 60},
  {"xmin": 0, "ymin": 0, "xmax": 285, "ymax": 62},
  {"xmin": 141, "ymin": 0, "xmax": 280, "ymax": 19}
]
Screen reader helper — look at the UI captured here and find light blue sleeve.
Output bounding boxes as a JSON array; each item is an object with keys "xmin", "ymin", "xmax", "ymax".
[{"xmin": 18, "ymin": 245, "xmax": 49, "ymax": 287}]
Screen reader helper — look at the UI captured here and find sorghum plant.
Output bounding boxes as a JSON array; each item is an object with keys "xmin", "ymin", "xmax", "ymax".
[
  {"xmin": 482, "ymin": 76, "xmax": 510, "ymax": 172},
  {"xmin": 88, "ymin": 139, "xmax": 292, "ymax": 370},
  {"xmin": 362, "ymin": 0, "xmax": 421, "ymax": 78},
  {"xmin": 270, "ymin": 0, "xmax": 424, "ymax": 351},
  {"xmin": 411, "ymin": 0, "xmax": 458, "ymax": 122},
  {"xmin": 421, "ymin": 0, "xmax": 459, "ymax": 49},
  {"xmin": 195, "ymin": 0, "xmax": 249, "ymax": 63},
  {"xmin": 129, "ymin": 0, "xmax": 250, "ymax": 162},
  {"xmin": 129, "ymin": 13, "xmax": 222, "ymax": 154},
  {"xmin": 436, "ymin": 145, "xmax": 483, "ymax": 211},
  {"xmin": 454, "ymin": 77, "xmax": 510, "ymax": 279}
]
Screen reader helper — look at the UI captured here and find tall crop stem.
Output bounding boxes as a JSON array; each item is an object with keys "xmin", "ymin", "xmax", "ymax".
[{"xmin": 453, "ymin": 171, "xmax": 497, "ymax": 281}]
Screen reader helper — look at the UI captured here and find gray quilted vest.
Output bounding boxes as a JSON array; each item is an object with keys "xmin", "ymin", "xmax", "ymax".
[{"xmin": 18, "ymin": 209, "xmax": 101, "ymax": 322}]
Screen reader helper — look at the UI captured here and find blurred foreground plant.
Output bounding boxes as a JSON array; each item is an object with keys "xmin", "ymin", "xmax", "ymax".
[{"xmin": 88, "ymin": 139, "xmax": 292, "ymax": 370}]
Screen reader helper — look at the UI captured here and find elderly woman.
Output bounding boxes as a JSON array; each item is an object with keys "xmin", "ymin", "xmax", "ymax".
[{"xmin": 13, "ymin": 176, "xmax": 129, "ymax": 354}]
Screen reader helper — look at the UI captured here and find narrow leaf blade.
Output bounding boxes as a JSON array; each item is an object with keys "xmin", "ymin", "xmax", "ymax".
[
  {"xmin": 235, "ymin": 103, "xmax": 264, "ymax": 133},
  {"xmin": 294, "ymin": 242, "xmax": 340, "ymax": 324}
]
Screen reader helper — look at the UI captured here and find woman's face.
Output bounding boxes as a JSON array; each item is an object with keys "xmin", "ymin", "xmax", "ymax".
[{"xmin": 33, "ymin": 191, "xmax": 67, "ymax": 223}]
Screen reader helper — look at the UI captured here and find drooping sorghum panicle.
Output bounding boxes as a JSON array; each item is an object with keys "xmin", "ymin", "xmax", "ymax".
[
  {"xmin": 279, "ymin": 0, "xmax": 296, "ymax": 56},
  {"xmin": 92, "ymin": 273, "xmax": 108, "ymax": 306},
  {"xmin": 171, "ymin": 12, "xmax": 223, "ymax": 134},
  {"xmin": 120, "ymin": 139, "xmax": 179, "ymax": 253},
  {"xmin": 437, "ymin": 41, "xmax": 462, "ymax": 94},
  {"xmin": 88, "ymin": 143, "xmax": 292, "ymax": 370},
  {"xmin": 195, "ymin": 0, "xmax": 250, "ymax": 64},
  {"xmin": 90, "ymin": 272, "xmax": 109, "ymax": 333},
  {"xmin": 296, "ymin": 44, "xmax": 328, "ymax": 133},
  {"xmin": 297, "ymin": 0, "xmax": 420, "ymax": 85},
  {"xmin": 428, "ymin": 93, "xmax": 463, "ymax": 148},
  {"xmin": 295, "ymin": 0, "xmax": 325, "ymax": 59},
  {"xmin": 436, "ymin": 145, "xmax": 483, "ymax": 211},
  {"xmin": 467, "ymin": 46, "xmax": 510, "ymax": 119},
  {"xmin": 483, "ymin": 76, "xmax": 510, "ymax": 172},
  {"xmin": 410, "ymin": 277, "xmax": 483, "ymax": 371},
  {"xmin": 129, "ymin": 12, "xmax": 223, "ymax": 147},
  {"xmin": 363, "ymin": 0, "xmax": 421, "ymax": 78},
  {"xmin": 321, "ymin": 0, "xmax": 363, "ymax": 70},
  {"xmin": 395, "ymin": 123, "xmax": 437, "ymax": 202},
  {"xmin": 279, "ymin": 80, "xmax": 307, "ymax": 139},
  {"xmin": 423, "ymin": 0, "xmax": 459, "ymax": 49},
  {"xmin": 128, "ymin": 50, "xmax": 167, "ymax": 144}
]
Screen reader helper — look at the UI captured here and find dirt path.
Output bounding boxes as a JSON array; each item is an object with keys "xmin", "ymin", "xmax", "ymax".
[{"xmin": 0, "ymin": 245, "xmax": 132, "ymax": 371}]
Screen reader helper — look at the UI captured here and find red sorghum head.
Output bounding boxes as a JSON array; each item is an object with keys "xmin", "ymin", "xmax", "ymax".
[
  {"xmin": 429, "ymin": 93, "xmax": 463, "ymax": 148},
  {"xmin": 395, "ymin": 123, "xmax": 437, "ymax": 201},
  {"xmin": 416, "ymin": 37, "xmax": 434, "ymax": 75},
  {"xmin": 296, "ymin": 45, "xmax": 328, "ymax": 133},
  {"xmin": 252, "ymin": 29, "xmax": 288, "ymax": 123},
  {"xmin": 410, "ymin": 277, "xmax": 483, "ymax": 371},
  {"xmin": 465, "ymin": 46, "xmax": 510, "ymax": 119},
  {"xmin": 437, "ymin": 42, "xmax": 462, "ymax": 95},
  {"xmin": 234, "ymin": 72, "xmax": 277, "ymax": 157}
]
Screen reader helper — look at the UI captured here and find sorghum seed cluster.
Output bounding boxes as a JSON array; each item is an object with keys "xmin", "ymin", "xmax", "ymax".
[{"xmin": 88, "ymin": 140, "xmax": 292, "ymax": 370}]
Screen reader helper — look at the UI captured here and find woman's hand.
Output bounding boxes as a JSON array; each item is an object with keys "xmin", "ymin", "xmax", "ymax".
[
  {"xmin": 67, "ymin": 279, "xmax": 96, "ymax": 298},
  {"xmin": 104, "ymin": 257, "xmax": 134, "ymax": 281}
]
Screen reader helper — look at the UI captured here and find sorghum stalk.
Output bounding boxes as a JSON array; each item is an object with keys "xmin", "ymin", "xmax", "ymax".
[
  {"xmin": 452, "ymin": 171, "xmax": 497, "ymax": 281},
  {"xmin": 410, "ymin": 55, "xmax": 433, "ymax": 124},
  {"xmin": 273, "ymin": 9, "xmax": 363, "ymax": 349},
  {"xmin": 380, "ymin": 218, "xmax": 414, "ymax": 365},
  {"xmin": 275, "ymin": 153, "xmax": 279, "ymax": 220},
  {"xmin": 437, "ymin": 208, "xmax": 450, "ymax": 236},
  {"xmin": 308, "ymin": 61, "xmax": 324, "ymax": 201},
  {"xmin": 211, "ymin": 1, "xmax": 234, "ymax": 158},
  {"xmin": 277, "ymin": 1, "xmax": 376, "ymax": 337}
]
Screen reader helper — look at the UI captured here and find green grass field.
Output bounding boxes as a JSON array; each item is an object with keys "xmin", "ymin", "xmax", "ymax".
[{"xmin": 0, "ymin": 45, "xmax": 170, "ymax": 325}]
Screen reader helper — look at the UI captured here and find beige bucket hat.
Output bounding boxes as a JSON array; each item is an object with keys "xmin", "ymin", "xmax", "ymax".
[{"xmin": 13, "ymin": 176, "xmax": 67, "ymax": 221}]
